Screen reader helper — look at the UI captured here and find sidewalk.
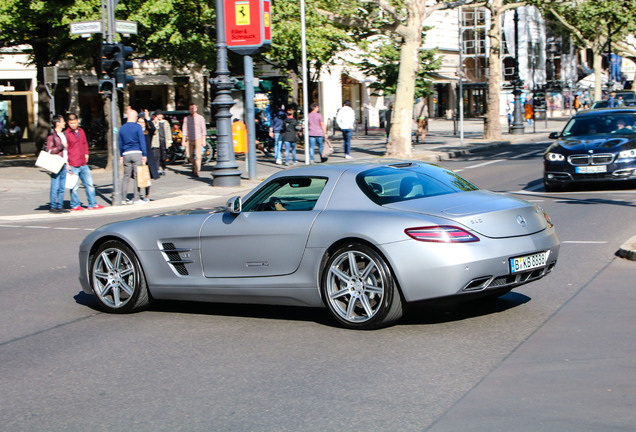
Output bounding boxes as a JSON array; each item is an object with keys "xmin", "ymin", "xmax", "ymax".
[{"xmin": 0, "ymin": 116, "xmax": 568, "ymax": 222}]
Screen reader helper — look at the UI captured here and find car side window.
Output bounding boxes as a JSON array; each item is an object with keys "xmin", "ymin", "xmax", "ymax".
[{"xmin": 242, "ymin": 177, "xmax": 328, "ymax": 212}]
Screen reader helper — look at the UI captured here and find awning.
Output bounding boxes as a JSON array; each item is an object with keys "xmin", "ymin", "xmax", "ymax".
[
  {"xmin": 132, "ymin": 75, "xmax": 175, "ymax": 85},
  {"xmin": 427, "ymin": 72, "xmax": 459, "ymax": 83},
  {"xmin": 79, "ymin": 74, "xmax": 175, "ymax": 86},
  {"xmin": 80, "ymin": 75, "xmax": 98, "ymax": 86}
]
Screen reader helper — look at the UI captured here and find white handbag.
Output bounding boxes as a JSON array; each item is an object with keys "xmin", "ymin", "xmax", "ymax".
[
  {"xmin": 65, "ymin": 172, "xmax": 79, "ymax": 189},
  {"xmin": 35, "ymin": 150, "xmax": 65, "ymax": 174}
]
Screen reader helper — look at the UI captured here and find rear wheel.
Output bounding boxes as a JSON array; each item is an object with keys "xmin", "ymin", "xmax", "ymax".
[
  {"xmin": 89, "ymin": 240, "xmax": 150, "ymax": 313},
  {"xmin": 321, "ymin": 243, "xmax": 403, "ymax": 330},
  {"xmin": 201, "ymin": 141, "xmax": 215, "ymax": 165}
]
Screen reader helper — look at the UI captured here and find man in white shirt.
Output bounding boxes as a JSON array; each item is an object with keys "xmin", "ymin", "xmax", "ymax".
[{"xmin": 335, "ymin": 100, "xmax": 356, "ymax": 159}]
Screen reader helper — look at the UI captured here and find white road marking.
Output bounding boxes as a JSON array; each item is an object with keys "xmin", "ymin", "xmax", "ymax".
[
  {"xmin": 455, "ymin": 159, "xmax": 504, "ymax": 172},
  {"xmin": 562, "ymin": 241, "xmax": 608, "ymax": 244},
  {"xmin": 511, "ymin": 149, "xmax": 542, "ymax": 159},
  {"xmin": 0, "ymin": 225, "xmax": 94, "ymax": 231}
]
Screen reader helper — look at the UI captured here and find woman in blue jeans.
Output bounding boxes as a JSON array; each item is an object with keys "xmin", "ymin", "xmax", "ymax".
[{"xmin": 46, "ymin": 114, "xmax": 70, "ymax": 213}]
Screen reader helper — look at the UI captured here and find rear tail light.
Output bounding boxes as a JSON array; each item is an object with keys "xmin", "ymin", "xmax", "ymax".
[{"xmin": 405, "ymin": 226, "xmax": 479, "ymax": 243}]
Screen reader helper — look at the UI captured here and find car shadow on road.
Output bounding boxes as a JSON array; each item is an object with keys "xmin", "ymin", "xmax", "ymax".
[
  {"xmin": 74, "ymin": 290, "xmax": 530, "ymax": 329},
  {"xmin": 400, "ymin": 291, "xmax": 531, "ymax": 326}
]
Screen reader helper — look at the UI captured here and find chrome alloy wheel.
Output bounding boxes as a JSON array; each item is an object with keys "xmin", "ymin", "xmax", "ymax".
[
  {"xmin": 325, "ymin": 250, "xmax": 386, "ymax": 324},
  {"xmin": 92, "ymin": 247, "xmax": 137, "ymax": 309}
]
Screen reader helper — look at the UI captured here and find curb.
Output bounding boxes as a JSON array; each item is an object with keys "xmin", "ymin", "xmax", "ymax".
[{"xmin": 617, "ymin": 235, "xmax": 636, "ymax": 261}]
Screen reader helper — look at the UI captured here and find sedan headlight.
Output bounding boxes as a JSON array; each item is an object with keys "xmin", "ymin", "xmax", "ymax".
[
  {"xmin": 618, "ymin": 149, "xmax": 636, "ymax": 158},
  {"xmin": 546, "ymin": 152, "xmax": 565, "ymax": 161}
]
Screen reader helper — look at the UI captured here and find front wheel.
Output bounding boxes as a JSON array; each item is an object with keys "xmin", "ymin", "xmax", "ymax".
[
  {"xmin": 321, "ymin": 243, "xmax": 403, "ymax": 330},
  {"xmin": 89, "ymin": 240, "xmax": 150, "ymax": 313}
]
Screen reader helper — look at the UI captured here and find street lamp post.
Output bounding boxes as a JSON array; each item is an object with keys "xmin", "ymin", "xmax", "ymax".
[
  {"xmin": 510, "ymin": 8, "xmax": 525, "ymax": 135},
  {"xmin": 210, "ymin": 0, "xmax": 241, "ymax": 187}
]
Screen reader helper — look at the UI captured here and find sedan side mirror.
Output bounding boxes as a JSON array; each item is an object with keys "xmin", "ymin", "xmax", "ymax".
[
  {"xmin": 549, "ymin": 132, "xmax": 560, "ymax": 139},
  {"xmin": 226, "ymin": 196, "xmax": 242, "ymax": 214}
]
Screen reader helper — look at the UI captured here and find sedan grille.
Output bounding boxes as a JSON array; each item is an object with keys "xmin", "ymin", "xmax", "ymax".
[{"xmin": 568, "ymin": 154, "xmax": 614, "ymax": 166}]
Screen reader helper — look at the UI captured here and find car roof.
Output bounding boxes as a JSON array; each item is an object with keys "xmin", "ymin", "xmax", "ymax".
[
  {"xmin": 574, "ymin": 107, "xmax": 636, "ymax": 117},
  {"xmin": 266, "ymin": 159, "xmax": 437, "ymax": 178}
]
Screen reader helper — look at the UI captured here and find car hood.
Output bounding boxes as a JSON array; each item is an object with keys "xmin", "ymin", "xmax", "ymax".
[
  {"xmin": 383, "ymin": 191, "xmax": 547, "ymax": 238},
  {"xmin": 555, "ymin": 135, "xmax": 636, "ymax": 152}
]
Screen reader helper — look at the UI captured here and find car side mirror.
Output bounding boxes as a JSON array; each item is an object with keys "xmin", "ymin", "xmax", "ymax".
[
  {"xmin": 226, "ymin": 196, "xmax": 242, "ymax": 214},
  {"xmin": 549, "ymin": 132, "xmax": 560, "ymax": 139}
]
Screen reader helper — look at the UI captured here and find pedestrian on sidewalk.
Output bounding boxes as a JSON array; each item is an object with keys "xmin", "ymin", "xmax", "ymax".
[
  {"xmin": 182, "ymin": 103, "xmax": 206, "ymax": 177},
  {"xmin": 119, "ymin": 109, "xmax": 147, "ymax": 205},
  {"xmin": 307, "ymin": 103, "xmax": 327, "ymax": 163},
  {"xmin": 137, "ymin": 112, "xmax": 158, "ymax": 200},
  {"xmin": 152, "ymin": 109, "xmax": 172, "ymax": 175},
  {"xmin": 414, "ymin": 97, "xmax": 428, "ymax": 143},
  {"xmin": 269, "ymin": 104, "xmax": 286, "ymax": 164},
  {"xmin": 283, "ymin": 108, "xmax": 299, "ymax": 165},
  {"xmin": 65, "ymin": 113, "xmax": 103, "ymax": 211},
  {"xmin": 336, "ymin": 100, "xmax": 355, "ymax": 159},
  {"xmin": 46, "ymin": 114, "xmax": 69, "ymax": 213}
]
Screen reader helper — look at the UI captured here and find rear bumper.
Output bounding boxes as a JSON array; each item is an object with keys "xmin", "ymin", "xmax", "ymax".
[{"xmin": 380, "ymin": 228, "xmax": 560, "ymax": 303}]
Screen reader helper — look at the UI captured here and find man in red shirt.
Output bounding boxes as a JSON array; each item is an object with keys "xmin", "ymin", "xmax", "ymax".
[{"xmin": 65, "ymin": 113, "xmax": 103, "ymax": 210}]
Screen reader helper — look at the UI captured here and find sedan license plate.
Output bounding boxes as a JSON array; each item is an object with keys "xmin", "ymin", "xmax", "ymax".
[
  {"xmin": 575, "ymin": 165, "xmax": 607, "ymax": 174},
  {"xmin": 510, "ymin": 251, "xmax": 550, "ymax": 274}
]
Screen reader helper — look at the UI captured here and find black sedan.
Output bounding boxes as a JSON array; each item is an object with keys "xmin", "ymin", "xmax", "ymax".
[{"xmin": 543, "ymin": 108, "xmax": 636, "ymax": 191}]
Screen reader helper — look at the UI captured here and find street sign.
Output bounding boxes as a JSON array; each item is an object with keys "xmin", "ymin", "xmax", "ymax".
[
  {"xmin": 224, "ymin": 0, "xmax": 271, "ymax": 55},
  {"xmin": 70, "ymin": 21, "xmax": 103, "ymax": 37},
  {"xmin": 116, "ymin": 20, "xmax": 138, "ymax": 35}
]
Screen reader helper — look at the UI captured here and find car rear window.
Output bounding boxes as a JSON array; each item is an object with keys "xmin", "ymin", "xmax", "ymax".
[{"xmin": 356, "ymin": 165, "xmax": 478, "ymax": 205}]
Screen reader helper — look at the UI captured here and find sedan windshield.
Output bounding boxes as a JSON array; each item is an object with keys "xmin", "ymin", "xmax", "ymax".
[
  {"xmin": 562, "ymin": 113, "xmax": 636, "ymax": 137},
  {"xmin": 357, "ymin": 164, "xmax": 478, "ymax": 205}
]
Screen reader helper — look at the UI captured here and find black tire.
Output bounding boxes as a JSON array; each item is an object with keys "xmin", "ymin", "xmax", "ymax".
[
  {"xmin": 89, "ymin": 240, "xmax": 150, "ymax": 313},
  {"xmin": 321, "ymin": 243, "xmax": 403, "ymax": 330},
  {"xmin": 202, "ymin": 141, "xmax": 215, "ymax": 165}
]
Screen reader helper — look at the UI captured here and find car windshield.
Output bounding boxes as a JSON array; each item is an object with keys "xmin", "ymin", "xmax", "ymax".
[
  {"xmin": 356, "ymin": 164, "xmax": 478, "ymax": 205},
  {"xmin": 562, "ymin": 113, "xmax": 636, "ymax": 136}
]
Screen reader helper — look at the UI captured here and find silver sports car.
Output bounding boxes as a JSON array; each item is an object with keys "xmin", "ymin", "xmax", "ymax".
[{"xmin": 79, "ymin": 160, "xmax": 559, "ymax": 329}]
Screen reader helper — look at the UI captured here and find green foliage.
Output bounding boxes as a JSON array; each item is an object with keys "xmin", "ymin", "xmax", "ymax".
[
  {"xmin": 267, "ymin": 0, "xmax": 352, "ymax": 75},
  {"xmin": 357, "ymin": 36, "xmax": 441, "ymax": 98},
  {"xmin": 533, "ymin": 0, "xmax": 636, "ymax": 48}
]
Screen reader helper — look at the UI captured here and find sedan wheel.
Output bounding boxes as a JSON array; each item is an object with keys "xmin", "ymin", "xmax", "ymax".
[
  {"xmin": 90, "ymin": 240, "xmax": 150, "ymax": 313},
  {"xmin": 322, "ymin": 243, "xmax": 403, "ymax": 329}
]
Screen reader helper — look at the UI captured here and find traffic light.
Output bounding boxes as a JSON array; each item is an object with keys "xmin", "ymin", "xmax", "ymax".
[
  {"xmin": 99, "ymin": 43, "xmax": 134, "ymax": 91},
  {"xmin": 115, "ymin": 44, "xmax": 135, "ymax": 89}
]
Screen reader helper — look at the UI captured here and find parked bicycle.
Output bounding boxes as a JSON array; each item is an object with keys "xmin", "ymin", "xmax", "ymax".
[{"xmin": 164, "ymin": 137, "xmax": 216, "ymax": 166}]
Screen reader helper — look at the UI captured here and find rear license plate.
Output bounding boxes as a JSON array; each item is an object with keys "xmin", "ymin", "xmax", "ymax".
[
  {"xmin": 575, "ymin": 165, "xmax": 607, "ymax": 174},
  {"xmin": 510, "ymin": 251, "xmax": 550, "ymax": 274}
]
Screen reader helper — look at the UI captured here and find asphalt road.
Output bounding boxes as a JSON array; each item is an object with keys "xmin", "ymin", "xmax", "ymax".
[{"xmin": 1, "ymin": 141, "xmax": 635, "ymax": 431}]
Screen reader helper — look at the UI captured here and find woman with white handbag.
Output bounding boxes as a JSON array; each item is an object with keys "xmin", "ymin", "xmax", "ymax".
[{"xmin": 46, "ymin": 114, "xmax": 70, "ymax": 213}]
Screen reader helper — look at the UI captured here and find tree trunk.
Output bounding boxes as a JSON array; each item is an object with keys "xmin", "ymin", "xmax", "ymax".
[
  {"xmin": 593, "ymin": 51, "xmax": 603, "ymax": 101},
  {"xmin": 104, "ymin": 96, "xmax": 114, "ymax": 171},
  {"xmin": 484, "ymin": 2, "xmax": 503, "ymax": 140},
  {"xmin": 386, "ymin": 16, "xmax": 423, "ymax": 158}
]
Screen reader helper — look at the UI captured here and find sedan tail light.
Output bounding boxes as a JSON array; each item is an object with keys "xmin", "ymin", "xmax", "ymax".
[{"xmin": 405, "ymin": 226, "xmax": 480, "ymax": 243}]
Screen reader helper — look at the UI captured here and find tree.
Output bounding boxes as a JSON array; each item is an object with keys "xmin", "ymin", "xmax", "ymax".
[
  {"xmin": 481, "ymin": 1, "xmax": 525, "ymax": 140},
  {"xmin": 357, "ymin": 36, "xmax": 442, "ymax": 99},
  {"xmin": 535, "ymin": 0, "xmax": 636, "ymax": 101},
  {"xmin": 317, "ymin": 0, "xmax": 478, "ymax": 158},
  {"xmin": 0, "ymin": 0, "xmax": 88, "ymax": 151}
]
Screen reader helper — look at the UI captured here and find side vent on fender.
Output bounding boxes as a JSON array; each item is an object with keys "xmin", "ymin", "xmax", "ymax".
[{"xmin": 161, "ymin": 242, "xmax": 192, "ymax": 276}]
